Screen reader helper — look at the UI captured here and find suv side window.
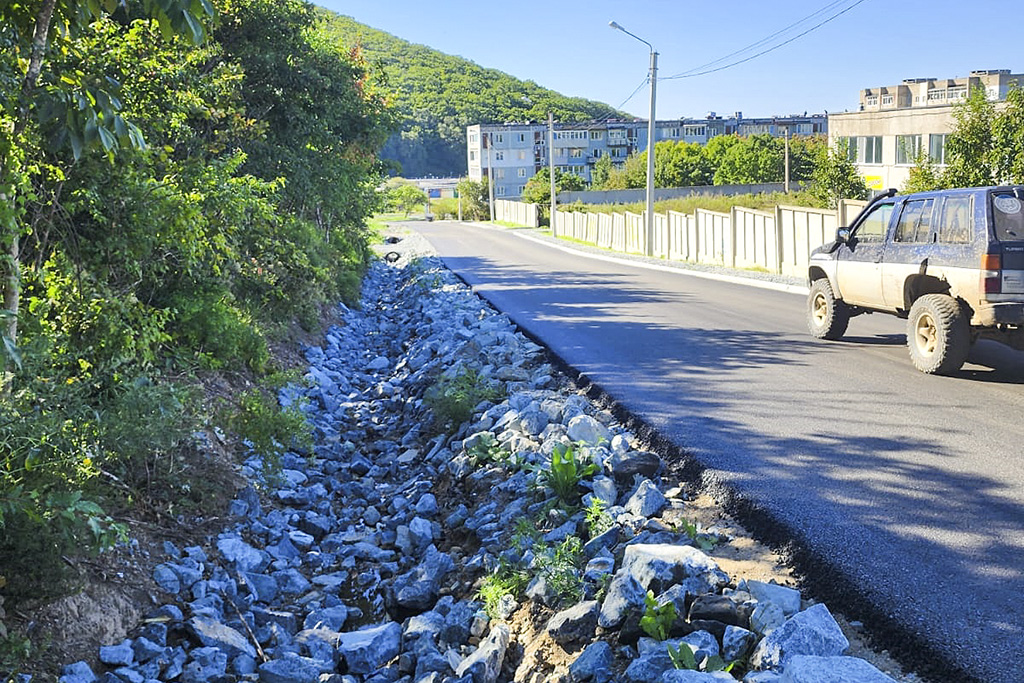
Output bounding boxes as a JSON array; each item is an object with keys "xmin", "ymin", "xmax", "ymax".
[
  {"xmin": 937, "ymin": 195, "xmax": 972, "ymax": 243},
  {"xmin": 854, "ymin": 203, "xmax": 894, "ymax": 242},
  {"xmin": 895, "ymin": 199, "xmax": 934, "ymax": 242}
]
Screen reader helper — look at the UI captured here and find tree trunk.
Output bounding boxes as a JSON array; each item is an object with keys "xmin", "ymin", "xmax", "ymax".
[{"xmin": 2, "ymin": 0, "xmax": 57, "ymax": 350}]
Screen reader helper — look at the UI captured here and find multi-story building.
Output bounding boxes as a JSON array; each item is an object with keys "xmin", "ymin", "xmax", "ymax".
[
  {"xmin": 828, "ymin": 69, "xmax": 1024, "ymax": 190},
  {"xmin": 466, "ymin": 112, "xmax": 826, "ymax": 199}
]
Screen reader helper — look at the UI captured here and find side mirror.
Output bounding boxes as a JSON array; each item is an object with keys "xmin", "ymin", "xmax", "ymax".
[{"xmin": 836, "ymin": 227, "xmax": 851, "ymax": 243}]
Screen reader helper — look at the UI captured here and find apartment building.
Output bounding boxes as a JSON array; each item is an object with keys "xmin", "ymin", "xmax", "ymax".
[
  {"xmin": 828, "ymin": 69, "xmax": 1024, "ymax": 190},
  {"xmin": 466, "ymin": 112, "xmax": 826, "ymax": 199}
]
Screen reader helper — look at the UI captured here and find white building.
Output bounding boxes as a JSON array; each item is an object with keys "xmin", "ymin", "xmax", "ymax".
[{"xmin": 828, "ymin": 69, "xmax": 1024, "ymax": 190}]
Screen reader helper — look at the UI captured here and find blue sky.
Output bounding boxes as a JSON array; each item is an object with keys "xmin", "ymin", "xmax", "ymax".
[{"xmin": 318, "ymin": 0, "xmax": 1022, "ymax": 121}]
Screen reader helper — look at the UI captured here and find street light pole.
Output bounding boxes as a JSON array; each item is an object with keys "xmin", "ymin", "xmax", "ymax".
[{"xmin": 610, "ymin": 21, "xmax": 657, "ymax": 256}]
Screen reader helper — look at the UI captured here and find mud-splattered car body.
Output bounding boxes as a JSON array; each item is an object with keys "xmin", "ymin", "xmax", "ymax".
[{"xmin": 806, "ymin": 186, "xmax": 1024, "ymax": 373}]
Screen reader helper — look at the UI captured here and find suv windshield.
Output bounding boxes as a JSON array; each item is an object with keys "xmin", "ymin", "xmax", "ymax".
[{"xmin": 993, "ymin": 190, "xmax": 1024, "ymax": 241}]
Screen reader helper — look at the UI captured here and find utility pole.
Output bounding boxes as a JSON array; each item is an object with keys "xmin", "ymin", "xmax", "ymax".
[
  {"xmin": 486, "ymin": 131, "xmax": 495, "ymax": 222},
  {"xmin": 549, "ymin": 112, "xmax": 556, "ymax": 236},
  {"xmin": 645, "ymin": 48, "xmax": 657, "ymax": 256},
  {"xmin": 784, "ymin": 128, "xmax": 791, "ymax": 194}
]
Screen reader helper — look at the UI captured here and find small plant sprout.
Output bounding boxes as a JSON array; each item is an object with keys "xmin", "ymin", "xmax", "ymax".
[
  {"xmin": 639, "ymin": 590, "xmax": 676, "ymax": 641},
  {"xmin": 537, "ymin": 442, "xmax": 598, "ymax": 507},
  {"xmin": 585, "ymin": 496, "xmax": 614, "ymax": 538}
]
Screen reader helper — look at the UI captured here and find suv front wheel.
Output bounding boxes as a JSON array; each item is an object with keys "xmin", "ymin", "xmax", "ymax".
[
  {"xmin": 807, "ymin": 278, "xmax": 850, "ymax": 340},
  {"xmin": 906, "ymin": 294, "xmax": 971, "ymax": 374}
]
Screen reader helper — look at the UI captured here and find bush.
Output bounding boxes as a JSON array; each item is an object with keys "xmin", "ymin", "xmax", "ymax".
[
  {"xmin": 431, "ymin": 197, "xmax": 459, "ymax": 219},
  {"xmin": 224, "ymin": 388, "xmax": 313, "ymax": 471},
  {"xmin": 424, "ymin": 366, "xmax": 502, "ymax": 432}
]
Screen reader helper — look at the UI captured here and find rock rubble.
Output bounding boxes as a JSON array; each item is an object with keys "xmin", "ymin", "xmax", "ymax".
[{"xmin": 58, "ymin": 253, "xmax": 906, "ymax": 683}]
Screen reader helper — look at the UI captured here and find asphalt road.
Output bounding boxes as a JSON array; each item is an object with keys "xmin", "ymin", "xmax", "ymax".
[{"xmin": 412, "ymin": 220, "xmax": 1024, "ymax": 682}]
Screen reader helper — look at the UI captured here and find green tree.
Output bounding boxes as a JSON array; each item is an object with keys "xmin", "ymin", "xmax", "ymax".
[
  {"xmin": 991, "ymin": 86, "xmax": 1024, "ymax": 184},
  {"xmin": 654, "ymin": 140, "xmax": 712, "ymax": 187},
  {"xmin": 457, "ymin": 176, "xmax": 490, "ymax": 221},
  {"xmin": 590, "ymin": 154, "xmax": 614, "ymax": 190},
  {"xmin": 0, "ymin": 0, "xmax": 215, "ymax": 355},
  {"xmin": 902, "ymin": 153, "xmax": 944, "ymax": 193},
  {"xmin": 810, "ymin": 139, "xmax": 869, "ymax": 209},
  {"xmin": 703, "ymin": 134, "xmax": 741, "ymax": 174},
  {"xmin": 713, "ymin": 134, "xmax": 784, "ymax": 185},
  {"xmin": 387, "ymin": 181, "xmax": 428, "ymax": 216},
  {"xmin": 942, "ymin": 86, "xmax": 996, "ymax": 188},
  {"xmin": 521, "ymin": 167, "xmax": 586, "ymax": 206},
  {"xmin": 788, "ymin": 135, "xmax": 827, "ymax": 181}
]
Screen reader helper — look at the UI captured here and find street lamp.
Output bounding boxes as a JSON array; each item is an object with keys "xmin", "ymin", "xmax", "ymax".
[{"xmin": 610, "ymin": 20, "xmax": 657, "ymax": 256}]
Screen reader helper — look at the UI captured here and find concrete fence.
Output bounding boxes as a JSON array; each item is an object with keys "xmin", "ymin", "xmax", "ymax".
[
  {"xmin": 523, "ymin": 198, "xmax": 870, "ymax": 275},
  {"xmin": 494, "ymin": 199, "xmax": 539, "ymax": 228}
]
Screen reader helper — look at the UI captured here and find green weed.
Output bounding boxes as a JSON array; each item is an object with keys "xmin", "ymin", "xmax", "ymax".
[
  {"xmin": 534, "ymin": 535, "xmax": 585, "ymax": 607},
  {"xmin": 478, "ymin": 563, "xmax": 529, "ymax": 619},
  {"xmin": 536, "ymin": 442, "xmax": 598, "ymax": 507},
  {"xmin": 584, "ymin": 496, "xmax": 614, "ymax": 538},
  {"xmin": 639, "ymin": 590, "xmax": 676, "ymax": 641},
  {"xmin": 424, "ymin": 367, "xmax": 502, "ymax": 432}
]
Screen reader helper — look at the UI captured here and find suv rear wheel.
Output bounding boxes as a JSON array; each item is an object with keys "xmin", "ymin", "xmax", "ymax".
[
  {"xmin": 807, "ymin": 278, "xmax": 850, "ymax": 340},
  {"xmin": 907, "ymin": 294, "xmax": 970, "ymax": 374}
]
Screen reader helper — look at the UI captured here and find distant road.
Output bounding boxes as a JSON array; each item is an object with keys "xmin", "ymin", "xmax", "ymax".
[{"xmin": 414, "ymin": 220, "xmax": 1024, "ymax": 683}]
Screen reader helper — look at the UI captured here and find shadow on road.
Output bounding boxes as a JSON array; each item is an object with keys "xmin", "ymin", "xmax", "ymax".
[{"xmin": 436, "ymin": 249, "xmax": 1024, "ymax": 682}]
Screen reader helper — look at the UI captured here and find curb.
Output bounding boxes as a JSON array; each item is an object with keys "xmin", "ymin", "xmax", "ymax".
[{"xmin": 465, "ymin": 222, "xmax": 810, "ymax": 296}]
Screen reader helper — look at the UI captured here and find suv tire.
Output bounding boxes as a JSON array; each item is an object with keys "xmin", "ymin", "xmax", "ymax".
[
  {"xmin": 807, "ymin": 278, "xmax": 850, "ymax": 340},
  {"xmin": 906, "ymin": 294, "xmax": 970, "ymax": 375}
]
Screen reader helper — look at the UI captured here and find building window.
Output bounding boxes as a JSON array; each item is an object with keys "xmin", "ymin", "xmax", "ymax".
[
  {"xmin": 495, "ymin": 168, "xmax": 505, "ymax": 179},
  {"xmin": 469, "ymin": 151, "xmax": 476, "ymax": 161},
  {"xmin": 608, "ymin": 129, "xmax": 627, "ymax": 141},
  {"xmin": 592, "ymin": 149, "xmax": 602, "ymax": 158},
  {"xmin": 517, "ymin": 185, "xmax": 526, "ymax": 195},
  {"xmin": 518, "ymin": 133, "xmax": 526, "ymax": 142},
  {"xmin": 929, "ymin": 134, "xmax": 947, "ymax": 164},
  {"xmin": 496, "ymin": 186, "xmax": 506, "ymax": 196},
  {"xmin": 866, "ymin": 95, "xmax": 879, "ymax": 107},
  {"xmin": 494, "ymin": 151, "xmax": 504, "ymax": 161},
  {"xmin": 896, "ymin": 134, "xmax": 922, "ymax": 165},
  {"xmin": 518, "ymin": 150, "xmax": 527, "ymax": 160},
  {"xmin": 927, "ymin": 89, "xmax": 947, "ymax": 103},
  {"xmin": 882, "ymin": 94, "xmax": 894, "ymax": 106},
  {"xmin": 495, "ymin": 133, "xmax": 504, "ymax": 143},
  {"xmin": 590, "ymin": 130, "xmax": 604, "ymax": 140},
  {"xmin": 570, "ymin": 148, "xmax": 583, "ymax": 158},
  {"xmin": 948, "ymin": 86, "xmax": 967, "ymax": 101},
  {"xmin": 844, "ymin": 136, "xmax": 883, "ymax": 164},
  {"xmin": 517, "ymin": 168, "xmax": 526, "ymax": 177},
  {"xmin": 469, "ymin": 134, "xmax": 478, "ymax": 144}
]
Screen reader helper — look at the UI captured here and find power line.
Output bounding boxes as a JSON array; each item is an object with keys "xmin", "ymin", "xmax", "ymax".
[
  {"xmin": 670, "ymin": 0, "xmax": 854, "ymax": 78},
  {"xmin": 662, "ymin": 0, "xmax": 869, "ymax": 81}
]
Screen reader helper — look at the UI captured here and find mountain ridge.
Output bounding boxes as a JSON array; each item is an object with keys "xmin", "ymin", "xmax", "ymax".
[{"xmin": 320, "ymin": 11, "xmax": 628, "ymax": 177}]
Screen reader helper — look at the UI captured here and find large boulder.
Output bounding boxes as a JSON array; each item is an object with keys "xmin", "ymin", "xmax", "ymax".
[
  {"xmin": 337, "ymin": 622, "xmax": 403, "ymax": 675},
  {"xmin": 621, "ymin": 544, "xmax": 730, "ymax": 595},
  {"xmin": 751, "ymin": 604, "xmax": 849, "ymax": 671}
]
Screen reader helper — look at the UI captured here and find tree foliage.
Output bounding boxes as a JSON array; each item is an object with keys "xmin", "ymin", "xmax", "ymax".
[
  {"xmin": 320, "ymin": 12, "xmax": 626, "ymax": 177},
  {"xmin": 593, "ymin": 135, "xmax": 825, "ymax": 191},
  {"xmin": 386, "ymin": 179, "xmax": 428, "ymax": 215},
  {"xmin": 0, "ymin": 0, "xmax": 395, "ymax": 602},
  {"xmin": 521, "ymin": 167, "xmax": 586, "ymax": 206},
  {"xmin": 905, "ymin": 85, "xmax": 1024, "ymax": 192},
  {"xmin": 810, "ymin": 139, "xmax": 869, "ymax": 209}
]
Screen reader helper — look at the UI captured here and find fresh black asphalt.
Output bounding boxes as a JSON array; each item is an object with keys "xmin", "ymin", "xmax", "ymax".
[{"xmin": 413, "ymin": 220, "xmax": 1024, "ymax": 683}]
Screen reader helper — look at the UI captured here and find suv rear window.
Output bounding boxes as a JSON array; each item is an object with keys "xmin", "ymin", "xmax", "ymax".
[{"xmin": 993, "ymin": 191, "xmax": 1024, "ymax": 241}]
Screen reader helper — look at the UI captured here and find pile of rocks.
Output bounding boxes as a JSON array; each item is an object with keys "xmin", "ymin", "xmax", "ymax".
[{"xmin": 58, "ymin": 255, "xmax": 906, "ymax": 683}]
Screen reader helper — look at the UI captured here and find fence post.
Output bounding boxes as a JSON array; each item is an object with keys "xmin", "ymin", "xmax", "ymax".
[{"xmin": 775, "ymin": 204, "xmax": 784, "ymax": 275}]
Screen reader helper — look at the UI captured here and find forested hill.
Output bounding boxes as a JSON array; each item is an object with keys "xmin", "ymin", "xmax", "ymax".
[{"xmin": 320, "ymin": 12, "xmax": 627, "ymax": 178}]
